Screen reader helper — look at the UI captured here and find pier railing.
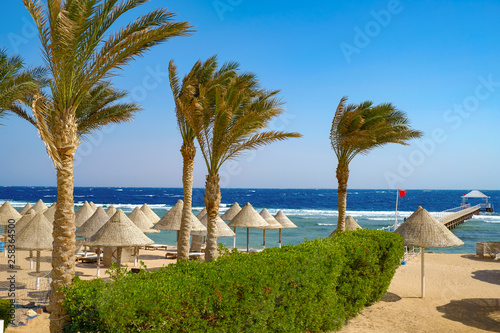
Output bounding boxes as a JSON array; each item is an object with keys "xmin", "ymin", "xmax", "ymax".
[{"xmin": 432, "ymin": 204, "xmax": 471, "ymax": 219}]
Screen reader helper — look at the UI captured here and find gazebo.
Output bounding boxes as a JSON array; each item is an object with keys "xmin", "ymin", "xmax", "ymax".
[{"xmin": 462, "ymin": 190, "xmax": 493, "ymax": 212}]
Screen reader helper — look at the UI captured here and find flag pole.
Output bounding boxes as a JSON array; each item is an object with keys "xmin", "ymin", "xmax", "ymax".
[{"xmin": 394, "ymin": 189, "xmax": 399, "ymax": 231}]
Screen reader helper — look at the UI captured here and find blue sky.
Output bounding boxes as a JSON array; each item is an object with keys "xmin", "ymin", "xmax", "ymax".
[{"xmin": 0, "ymin": 0, "xmax": 499, "ymax": 189}]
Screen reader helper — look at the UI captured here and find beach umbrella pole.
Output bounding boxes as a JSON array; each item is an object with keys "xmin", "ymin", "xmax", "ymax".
[
  {"xmin": 279, "ymin": 229, "xmax": 282, "ymax": 248},
  {"xmin": 36, "ymin": 250, "xmax": 40, "ymax": 273},
  {"xmin": 421, "ymin": 247, "xmax": 425, "ymax": 298},
  {"xmin": 30, "ymin": 257, "xmax": 33, "ymax": 270},
  {"xmin": 134, "ymin": 247, "xmax": 138, "ymax": 267},
  {"xmin": 263, "ymin": 230, "xmax": 266, "ymax": 248},
  {"xmin": 36, "ymin": 277, "xmax": 40, "ymax": 290},
  {"xmin": 233, "ymin": 227, "xmax": 236, "ymax": 249},
  {"xmin": 247, "ymin": 227, "xmax": 249, "ymax": 252},
  {"xmin": 96, "ymin": 247, "xmax": 101, "ymax": 277}
]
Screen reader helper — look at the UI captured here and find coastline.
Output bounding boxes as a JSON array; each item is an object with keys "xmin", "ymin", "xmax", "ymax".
[{"xmin": 2, "ymin": 251, "xmax": 499, "ymax": 332}]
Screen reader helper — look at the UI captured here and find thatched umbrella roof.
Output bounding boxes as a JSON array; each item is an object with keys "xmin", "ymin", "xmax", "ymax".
[
  {"xmin": 228, "ymin": 203, "xmax": 268, "ymax": 252},
  {"xmin": 140, "ymin": 203, "xmax": 160, "ymax": 224},
  {"xmin": 228, "ymin": 203, "xmax": 268, "ymax": 228},
  {"xmin": 89, "ymin": 201, "xmax": 98, "ymax": 210},
  {"xmin": 196, "ymin": 207, "xmax": 207, "ymax": 220},
  {"xmin": 274, "ymin": 210, "xmax": 297, "ymax": 228},
  {"xmin": 86, "ymin": 209, "xmax": 153, "ymax": 247},
  {"xmin": 75, "ymin": 207, "xmax": 110, "ymax": 239},
  {"xmin": 16, "ymin": 212, "xmax": 53, "ymax": 250},
  {"xmin": 220, "ymin": 202, "xmax": 241, "ymax": 221},
  {"xmin": 31, "ymin": 199, "xmax": 48, "ymax": 212},
  {"xmin": 395, "ymin": 206, "xmax": 464, "ymax": 248},
  {"xmin": 43, "ymin": 202, "xmax": 56, "ymax": 223},
  {"xmin": 128, "ymin": 207, "xmax": 159, "ymax": 234},
  {"xmin": 257, "ymin": 209, "xmax": 282, "ymax": 230},
  {"xmin": 191, "ymin": 215, "xmax": 234, "ymax": 237},
  {"xmin": 14, "ymin": 209, "xmax": 37, "ymax": 234},
  {"xmin": 345, "ymin": 215, "xmax": 362, "ymax": 231},
  {"xmin": 153, "ymin": 200, "xmax": 183, "ymax": 231},
  {"xmin": 19, "ymin": 202, "xmax": 32, "ymax": 215},
  {"xmin": 16, "ymin": 212, "xmax": 53, "ymax": 273},
  {"xmin": 395, "ymin": 206, "xmax": 463, "ymax": 298},
  {"xmin": 105, "ymin": 204, "xmax": 117, "ymax": 217},
  {"xmin": 153, "ymin": 200, "xmax": 205, "ymax": 232},
  {"xmin": 0, "ymin": 201, "xmax": 22, "ymax": 225},
  {"xmin": 75, "ymin": 201, "xmax": 95, "ymax": 227}
]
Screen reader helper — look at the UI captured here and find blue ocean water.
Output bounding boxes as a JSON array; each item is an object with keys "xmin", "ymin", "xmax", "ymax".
[{"xmin": 1, "ymin": 187, "xmax": 499, "ymax": 254}]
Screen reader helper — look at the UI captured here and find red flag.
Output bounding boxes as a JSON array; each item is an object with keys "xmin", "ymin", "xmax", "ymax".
[{"xmin": 399, "ymin": 190, "xmax": 406, "ymax": 197}]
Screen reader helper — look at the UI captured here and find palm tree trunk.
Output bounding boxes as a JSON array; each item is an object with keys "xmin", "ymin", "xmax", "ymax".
[
  {"xmin": 178, "ymin": 142, "xmax": 196, "ymax": 261},
  {"xmin": 204, "ymin": 173, "xmax": 220, "ymax": 262},
  {"xmin": 49, "ymin": 151, "xmax": 76, "ymax": 333},
  {"xmin": 333, "ymin": 162, "xmax": 349, "ymax": 235}
]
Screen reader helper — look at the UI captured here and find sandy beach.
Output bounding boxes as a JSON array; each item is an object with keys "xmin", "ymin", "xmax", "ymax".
[{"xmin": 1, "ymin": 250, "xmax": 499, "ymax": 332}]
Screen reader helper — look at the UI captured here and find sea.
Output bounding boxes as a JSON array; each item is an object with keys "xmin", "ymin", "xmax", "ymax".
[{"xmin": 1, "ymin": 187, "xmax": 499, "ymax": 254}]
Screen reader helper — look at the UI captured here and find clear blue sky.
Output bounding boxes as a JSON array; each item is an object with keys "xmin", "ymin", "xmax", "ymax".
[{"xmin": 0, "ymin": 0, "xmax": 499, "ymax": 189}]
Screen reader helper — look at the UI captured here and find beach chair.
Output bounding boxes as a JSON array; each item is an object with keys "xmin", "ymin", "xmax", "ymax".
[
  {"xmin": 488, "ymin": 247, "xmax": 500, "ymax": 260},
  {"xmin": 145, "ymin": 243, "xmax": 169, "ymax": 250}
]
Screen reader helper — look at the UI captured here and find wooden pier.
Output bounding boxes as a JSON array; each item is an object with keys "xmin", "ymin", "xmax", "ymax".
[{"xmin": 437, "ymin": 206, "xmax": 481, "ymax": 229}]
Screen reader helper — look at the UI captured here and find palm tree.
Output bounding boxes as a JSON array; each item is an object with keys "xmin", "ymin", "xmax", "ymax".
[
  {"xmin": 329, "ymin": 96, "xmax": 422, "ymax": 234},
  {"xmin": 0, "ymin": 49, "xmax": 45, "ymax": 123},
  {"xmin": 168, "ymin": 56, "xmax": 238, "ymax": 261},
  {"xmin": 22, "ymin": 1, "xmax": 191, "ymax": 331},
  {"xmin": 183, "ymin": 67, "xmax": 302, "ymax": 262}
]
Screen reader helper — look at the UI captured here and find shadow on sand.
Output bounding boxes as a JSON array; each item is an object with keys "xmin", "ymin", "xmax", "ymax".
[
  {"xmin": 437, "ymin": 298, "xmax": 500, "ymax": 332},
  {"xmin": 381, "ymin": 292, "xmax": 402, "ymax": 302},
  {"xmin": 461, "ymin": 254, "xmax": 497, "ymax": 262},
  {"xmin": 471, "ymin": 270, "xmax": 500, "ymax": 286}
]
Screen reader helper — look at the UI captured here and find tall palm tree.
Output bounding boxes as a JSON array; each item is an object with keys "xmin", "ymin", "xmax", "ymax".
[
  {"xmin": 22, "ymin": 1, "xmax": 191, "ymax": 331},
  {"xmin": 0, "ymin": 49, "xmax": 45, "ymax": 123},
  {"xmin": 329, "ymin": 96, "xmax": 422, "ymax": 234},
  {"xmin": 183, "ymin": 68, "xmax": 302, "ymax": 262},
  {"xmin": 168, "ymin": 56, "xmax": 238, "ymax": 261}
]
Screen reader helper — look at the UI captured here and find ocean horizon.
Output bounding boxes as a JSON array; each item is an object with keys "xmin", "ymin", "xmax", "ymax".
[{"xmin": 2, "ymin": 186, "xmax": 499, "ymax": 254}]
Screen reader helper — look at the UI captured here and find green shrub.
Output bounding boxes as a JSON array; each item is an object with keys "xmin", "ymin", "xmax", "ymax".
[
  {"xmin": 0, "ymin": 298, "xmax": 13, "ymax": 330},
  {"xmin": 63, "ymin": 230, "xmax": 403, "ymax": 332}
]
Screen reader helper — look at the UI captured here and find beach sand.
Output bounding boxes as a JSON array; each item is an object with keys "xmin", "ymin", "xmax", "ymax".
[{"xmin": 1, "ymin": 251, "xmax": 499, "ymax": 332}]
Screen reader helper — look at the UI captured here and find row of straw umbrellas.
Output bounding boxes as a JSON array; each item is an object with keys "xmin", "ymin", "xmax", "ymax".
[
  {"xmin": 1, "ymin": 199, "xmax": 464, "ymax": 297},
  {"xmin": 0, "ymin": 199, "xmax": 298, "ymax": 273}
]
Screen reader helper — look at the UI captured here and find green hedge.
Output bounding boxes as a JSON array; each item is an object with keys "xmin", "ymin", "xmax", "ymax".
[
  {"xmin": 63, "ymin": 229, "xmax": 403, "ymax": 332},
  {"xmin": 0, "ymin": 298, "xmax": 13, "ymax": 330}
]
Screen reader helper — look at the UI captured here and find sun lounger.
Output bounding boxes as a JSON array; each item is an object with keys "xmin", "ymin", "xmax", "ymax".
[
  {"xmin": 145, "ymin": 243, "xmax": 169, "ymax": 250},
  {"xmin": 165, "ymin": 250, "xmax": 205, "ymax": 260},
  {"xmin": 75, "ymin": 252, "xmax": 103, "ymax": 263}
]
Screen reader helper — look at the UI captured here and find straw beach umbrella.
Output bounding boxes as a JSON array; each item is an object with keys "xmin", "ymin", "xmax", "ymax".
[
  {"xmin": 106, "ymin": 204, "xmax": 117, "ymax": 217},
  {"xmin": 31, "ymin": 199, "xmax": 48, "ymax": 212},
  {"xmin": 140, "ymin": 203, "xmax": 160, "ymax": 224},
  {"xmin": 16, "ymin": 212, "xmax": 53, "ymax": 273},
  {"xmin": 129, "ymin": 207, "xmax": 159, "ymax": 233},
  {"xmin": 154, "ymin": 200, "xmax": 206, "ymax": 247},
  {"xmin": 43, "ymin": 202, "xmax": 57, "ymax": 223},
  {"xmin": 0, "ymin": 201, "xmax": 22, "ymax": 256},
  {"xmin": 197, "ymin": 207, "xmax": 207, "ymax": 220},
  {"xmin": 228, "ymin": 203, "xmax": 268, "ymax": 252},
  {"xmin": 13, "ymin": 209, "xmax": 37, "ymax": 234},
  {"xmin": 89, "ymin": 202, "xmax": 98, "ymax": 210},
  {"xmin": 75, "ymin": 207, "xmax": 110, "ymax": 240},
  {"xmin": 274, "ymin": 210, "xmax": 297, "ymax": 248},
  {"xmin": 257, "ymin": 208, "xmax": 282, "ymax": 248},
  {"xmin": 395, "ymin": 206, "xmax": 464, "ymax": 298},
  {"xmin": 86, "ymin": 209, "xmax": 154, "ymax": 273},
  {"xmin": 19, "ymin": 202, "xmax": 32, "ymax": 215},
  {"xmin": 191, "ymin": 215, "xmax": 235, "ymax": 238},
  {"xmin": 220, "ymin": 202, "xmax": 241, "ymax": 221},
  {"xmin": 75, "ymin": 201, "xmax": 95, "ymax": 227},
  {"xmin": 345, "ymin": 215, "xmax": 362, "ymax": 231}
]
